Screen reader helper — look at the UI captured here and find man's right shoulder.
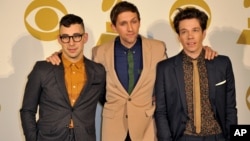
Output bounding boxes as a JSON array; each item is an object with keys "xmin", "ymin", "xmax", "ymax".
[
  {"xmin": 33, "ymin": 60, "xmax": 59, "ymax": 71},
  {"xmin": 92, "ymin": 40, "xmax": 114, "ymax": 56},
  {"xmin": 95, "ymin": 40, "xmax": 114, "ymax": 49}
]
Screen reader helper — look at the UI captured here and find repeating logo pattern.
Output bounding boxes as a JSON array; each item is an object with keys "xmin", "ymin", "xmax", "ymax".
[{"xmin": 23, "ymin": 0, "xmax": 250, "ymax": 110}]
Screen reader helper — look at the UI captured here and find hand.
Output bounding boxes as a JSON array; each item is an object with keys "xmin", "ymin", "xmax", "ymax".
[
  {"xmin": 46, "ymin": 51, "xmax": 61, "ymax": 65},
  {"xmin": 203, "ymin": 46, "xmax": 218, "ymax": 60}
]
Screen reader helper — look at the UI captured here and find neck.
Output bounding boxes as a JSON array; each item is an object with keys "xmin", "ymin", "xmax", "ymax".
[
  {"xmin": 184, "ymin": 47, "xmax": 203, "ymax": 59},
  {"xmin": 62, "ymin": 54, "xmax": 83, "ymax": 63}
]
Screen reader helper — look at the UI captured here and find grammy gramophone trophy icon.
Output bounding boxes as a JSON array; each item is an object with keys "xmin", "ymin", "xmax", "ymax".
[{"xmin": 96, "ymin": 0, "xmax": 122, "ymax": 46}]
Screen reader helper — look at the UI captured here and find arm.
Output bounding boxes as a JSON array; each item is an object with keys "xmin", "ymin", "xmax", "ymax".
[
  {"xmin": 154, "ymin": 62, "xmax": 172, "ymax": 140},
  {"xmin": 92, "ymin": 46, "xmax": 107, "ymax": 105},
  {"xmin": 225, "ymin": 57, "xmax": 238, "ymax": 140},
  {"xmin": 20, "ymin": 62, "xmax": 42, "ymax": 141},
  {"xmin": 99, "ymin": 87, "xmax": 106, "ymax": 106},
  {"xmin": 99, "ymin": 67, "xmax": 106, "ymax": 106}
]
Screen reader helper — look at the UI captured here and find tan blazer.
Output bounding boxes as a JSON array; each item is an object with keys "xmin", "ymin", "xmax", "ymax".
[{"xmin": 93, "ymin": 36, "xmax": 167, "ymax": 141}]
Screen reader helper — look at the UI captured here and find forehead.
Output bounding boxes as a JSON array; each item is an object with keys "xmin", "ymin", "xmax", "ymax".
[
  {"xmin": 179, "ymin": 18, "xmax": 201, "ymax": 29},
  {"xmin": 116, "ymin": 11, "xmax": 138, "ymax": 22},
  {"xmin": 59, "ymin": 24, "xmax": 84, "ymax": 34}
]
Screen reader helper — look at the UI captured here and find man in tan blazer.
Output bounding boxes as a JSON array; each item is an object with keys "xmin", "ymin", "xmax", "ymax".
[
  {"xmin": 93, "ymin": 36, "xmax": 166, "ymax": 141},
  {"xmin": 92, "ymin": 2, "xmax": 167, "ymax": 141}
]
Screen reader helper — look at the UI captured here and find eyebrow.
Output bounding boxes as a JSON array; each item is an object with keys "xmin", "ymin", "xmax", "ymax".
[{"xmin": 60, "ymin": 33, "xmax": 83, "ymax": 36}]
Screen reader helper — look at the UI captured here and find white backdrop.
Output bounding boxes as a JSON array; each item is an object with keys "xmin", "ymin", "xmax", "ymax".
[{"xmin": 0, "ymin": 0, "xmax": 250, "ymax": 140}]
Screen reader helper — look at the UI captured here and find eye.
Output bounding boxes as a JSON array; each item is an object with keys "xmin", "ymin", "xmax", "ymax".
[
  {"xmin": 61, "ymin": 36, "xmax": 69, "ymax": 40},
  {"xmin": 119, "ymin": 22, "xmax": 127, "ymax": 26},
  {"xmin": 180, "ymin": 30, "xmax": 186, "ymax": 34},
  {"xmin": 131, "ymin": 20, "xmax": 138, "ymax": 24},
  {"xmin": 74, "ymin": 35, "xmax": 81, "ymax": 38},
  {"xmin": 24, "ymin": 1, "xmax": 68, "ymax": 41},
  {"xmin": 74, "ymin": 34, "xmax": 83, "ymax": 38}
]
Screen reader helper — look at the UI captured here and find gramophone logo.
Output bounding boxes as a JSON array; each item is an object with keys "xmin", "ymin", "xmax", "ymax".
[
  {"xmin": 24, "ymin": 0, "xmax": 68, "ymax": 41},
  {"xmin": 238, "ymin": 0, "xmax": 250, "ymax": 111},
  {"xmin": 96, "ymin": 0, "xmax": 122, "ymax": 46},
  {"xmin": 237, "ymin": 0, "xmax": 250, "ymax": 45}
]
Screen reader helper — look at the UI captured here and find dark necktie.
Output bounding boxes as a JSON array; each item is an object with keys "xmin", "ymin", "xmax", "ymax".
[
  {"xmin": 127, "ymin": 50, "xmax": 134, "ymax": 94},
  {"xmin": 192, "ymin": 60, "xmax": 201, "ymax": 133}
]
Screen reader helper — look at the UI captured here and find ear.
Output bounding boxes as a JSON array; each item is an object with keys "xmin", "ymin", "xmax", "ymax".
[
  {"xmin": 83, "ymin": 33, "xmax": 88, "ymax": 43},
  {"xmin": 57, "ymin": 35, "xmax": 62, "ymax": 45},
  {"xmin": 202, "ymin": 30, "xmax": 207, "ymax": 40},
  {"xmin": 177, "ymin": 34, "xmax": 181, "ymax": 42},
  {"xmin": 111, "ymin": 24, "xmax": 117, "ymax": 33}
]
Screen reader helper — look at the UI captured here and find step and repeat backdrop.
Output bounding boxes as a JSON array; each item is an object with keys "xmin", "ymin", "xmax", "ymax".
[{"xmin": 1, "ymin": 0, "xmax": 250, "ymax": 140}]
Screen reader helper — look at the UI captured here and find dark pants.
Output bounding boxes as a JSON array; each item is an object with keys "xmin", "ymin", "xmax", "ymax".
[
  {"xmin": 69, "ymin": 128, "xmax": 75, "ymax": 141},
  {"xmin": 178, "ymin": 134, "xmax": 225, "ymax": 141}
]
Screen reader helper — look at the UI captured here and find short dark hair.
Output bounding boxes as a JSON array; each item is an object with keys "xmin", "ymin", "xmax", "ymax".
[
  {"xmin": 110, "ymin": 1, "xmax": 141, "ymax": 26},
  {"xmin": 173, "ymin": 7, "xmax": 208, "ymax": 34},
  {"xmin": 59, "ymin": 14, "xmax": 85, "ymax": 30}
]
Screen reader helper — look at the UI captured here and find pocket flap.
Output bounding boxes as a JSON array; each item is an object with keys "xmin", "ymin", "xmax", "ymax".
[{"xmin": 102, "ymin": 108, "xmax": 115, "ymax": 119}]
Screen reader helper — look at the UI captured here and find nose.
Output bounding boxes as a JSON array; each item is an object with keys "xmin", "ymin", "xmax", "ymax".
[
  {"xmin": 188, "ymin": 32, "xmax": 194, "ymax": 39},
  {"xmin": 68, "ymin": 37, "xmax": 75, "ymax": 45},
  {"xmin": 127, "ymin": 23, "xmax": 133, "ymax": 31}
]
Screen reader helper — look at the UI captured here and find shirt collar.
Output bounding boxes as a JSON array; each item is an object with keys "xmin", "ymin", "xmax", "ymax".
[
  {"xmin": 182, "ymin": 49, "xmax": 205, "ymax": 63},
  {"xmin": 115, "ymin": 35, "xmax": 142, "ymax": 52},
  {"xmin": 62, "ymin": 55, "xmax": 84, "ymax": 69}
]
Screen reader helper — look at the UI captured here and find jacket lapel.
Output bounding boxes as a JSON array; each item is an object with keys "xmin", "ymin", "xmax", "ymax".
[
  {"xmin": 73, "ymin": 58, "xmax": 94, "ymax": 106},
  {"xmin": 174, "ymin": 53, "xmax": 188, "ymax": 115},
  {"xmin": 105, "ymin": 42, "xmax": 128, "ymax": 94},
  {"xmin": 54, "ymin": 64, "xmax": 71, "ymax": 105},
  {"xmin": 131, "ymin": 37, "xmax": 152, "ymax": 95},
  {"xmin": 206, "ymin": 60, "xmax": 216, "ymax": 108}
]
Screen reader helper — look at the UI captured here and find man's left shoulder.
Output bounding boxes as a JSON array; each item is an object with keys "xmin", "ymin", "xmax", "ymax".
[
  {"xmin": 143, "ymin": 37, "xmax": 165, "ymax": 45},
  {"xmin": 208, "ymin": 55, "xmax": 232, "ymax": 68},
  {"xmin": 213, "ymin": 55, "xmax": 231, "ymax": 62}
]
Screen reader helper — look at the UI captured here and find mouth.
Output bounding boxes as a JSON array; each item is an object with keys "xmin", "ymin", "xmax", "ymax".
[
  {"xmin": 127, "ymin": 33, "xmax": 135, "ymax": 36},
  {"xmin": 187, "ymin": 42, "xmax": 196, "ymax": 46},
  {"xmin": 68, "ymin": 48, "xmax": 77, "ymax": 53}
]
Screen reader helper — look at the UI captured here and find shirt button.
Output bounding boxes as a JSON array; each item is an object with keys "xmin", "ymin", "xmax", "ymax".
[
  {"xmin": 72, "ymin": 71, "xmax": 76, "ymax": 74},
  {"xmin": 128, "ymin": 98, "xmax": 132, "ymax": 101},
  {"xmin": 73, "ymin": 85, "xmax": 76, "ymax": 88}
]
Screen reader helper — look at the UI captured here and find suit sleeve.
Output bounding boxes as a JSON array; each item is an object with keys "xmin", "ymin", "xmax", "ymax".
[
  {"xmin": 92, "ymin": 46, "xmax": 106, "ymax": 105},
  {"xmin": 225, "ymin": 57, "xmax": 237, "ymax": 140},
  {"xmin": 20, "ymin": 62, "xmax": 42, "ymax": 141},
  {"xmin": 99, "ymin": 65, "xmax": 106, "ymax": 106},
  {"xmin": 154, "ymin": 62, "xmax": 172, "ymax": 140}
]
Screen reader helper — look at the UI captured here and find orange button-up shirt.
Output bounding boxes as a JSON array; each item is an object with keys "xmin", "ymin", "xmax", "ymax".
[{"xmin": 62, "ymin": 55, "xmax": 87, "ymax": 127}]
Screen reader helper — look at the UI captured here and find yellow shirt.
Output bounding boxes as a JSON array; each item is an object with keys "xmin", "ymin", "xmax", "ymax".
[{"xmin": 62, "ymin": 55, "xmax": 87, "ymax": 128}]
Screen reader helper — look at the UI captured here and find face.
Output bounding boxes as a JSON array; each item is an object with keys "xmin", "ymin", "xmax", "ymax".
[
  {"xmin": 112, "ymin": 11, "xmax": 140, "ymax": 48},
  {"xmin": 58, "ymin": 24, "xmax": 88, "ymax": 62},
  {"xmin": 178, "ymin": 18, "xmax": 206, "ymax": 59}
]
